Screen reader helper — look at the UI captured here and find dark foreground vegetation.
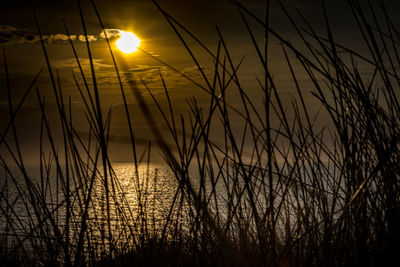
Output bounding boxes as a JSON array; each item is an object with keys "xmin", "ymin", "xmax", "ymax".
[{"xmin": 1, "ymin": 0, "xmax": 400, "ymax": 266}]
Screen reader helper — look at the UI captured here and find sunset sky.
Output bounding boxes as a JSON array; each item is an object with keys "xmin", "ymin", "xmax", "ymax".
[{"xmin": 1, "ymin": 0, "xmax": 399, "ymax": 162}]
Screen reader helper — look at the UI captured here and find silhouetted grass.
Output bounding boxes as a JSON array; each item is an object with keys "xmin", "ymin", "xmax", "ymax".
[{"xmin": 1, "ymin": 0, "xmax": 399, "ymax": 266}]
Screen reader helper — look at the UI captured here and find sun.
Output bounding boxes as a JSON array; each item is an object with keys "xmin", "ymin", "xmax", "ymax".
[{"xmin": 116, "ymin": 31, "xmax": 140, "ymax": 54}]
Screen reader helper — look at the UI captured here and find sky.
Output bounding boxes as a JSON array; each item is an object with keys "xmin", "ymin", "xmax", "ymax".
[{"xmin": 1, "ymin": 0, "xmax": 399, "ymax": 163}]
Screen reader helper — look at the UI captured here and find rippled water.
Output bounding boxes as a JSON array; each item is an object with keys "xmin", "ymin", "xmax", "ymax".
[
  {"xmin": 1, "ymin": 160, "xmax": 342, "ymax": 259},
  {"xmin": 0, "ymin": 163, "xmax": 190, "ymax": 254}
]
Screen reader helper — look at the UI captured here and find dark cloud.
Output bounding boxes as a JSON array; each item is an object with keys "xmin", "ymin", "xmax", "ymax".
[
  {"xmin": 128, "ymin": 65, "xmax": 163, "ymax": 73},
  {"xmin": 0, "ymin": 25, "xmax": 123, "ymax": 44}
]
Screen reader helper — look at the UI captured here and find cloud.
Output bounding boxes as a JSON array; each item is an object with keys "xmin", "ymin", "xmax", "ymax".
[
  {"xmin": 0, "ymin": 25, "xmax": 123, "ymax": 45},
  {"xmin": 52, "ymin": 58, "xmax": 166, "ymax": 93},
  {"xmin": 0, "ymin": 25, "xmax": 17, "ymax": 32},
  {"xmin": 78, "ymin": 35, "xmax": 97, "ymax": 42},
  {"xmin": 48, "ymin": 33, "xmax": 77, "ymax": 42},
  {"xmin": 52, "ymin": 58, "xmax": 115, "ymax": 70},
  {"xmin": 128, "ymin": 65, "xmax": 163, "ymax": 73},
  {"xmin": 99, "ymin": 29, "xmax": 122, "ymax": 39},
  {"xmin": 181, "ymin": 65, "xmax": 207, "ymax": 77}
]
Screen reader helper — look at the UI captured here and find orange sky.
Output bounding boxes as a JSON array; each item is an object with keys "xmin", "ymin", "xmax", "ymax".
[{"xmin": 1, "ymin": 0, "xmax": 399, "ymax": 163}]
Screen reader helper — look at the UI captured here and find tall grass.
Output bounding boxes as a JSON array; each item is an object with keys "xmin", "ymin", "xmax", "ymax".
[{"xmin": 1, "ymin": 0, "xmax": 399, "ymax": 266}]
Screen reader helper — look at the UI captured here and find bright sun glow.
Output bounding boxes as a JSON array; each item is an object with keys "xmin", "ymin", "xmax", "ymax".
[{"xmin": 116, "ymin": 31, "xmax": 140, "ymax": 54}]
